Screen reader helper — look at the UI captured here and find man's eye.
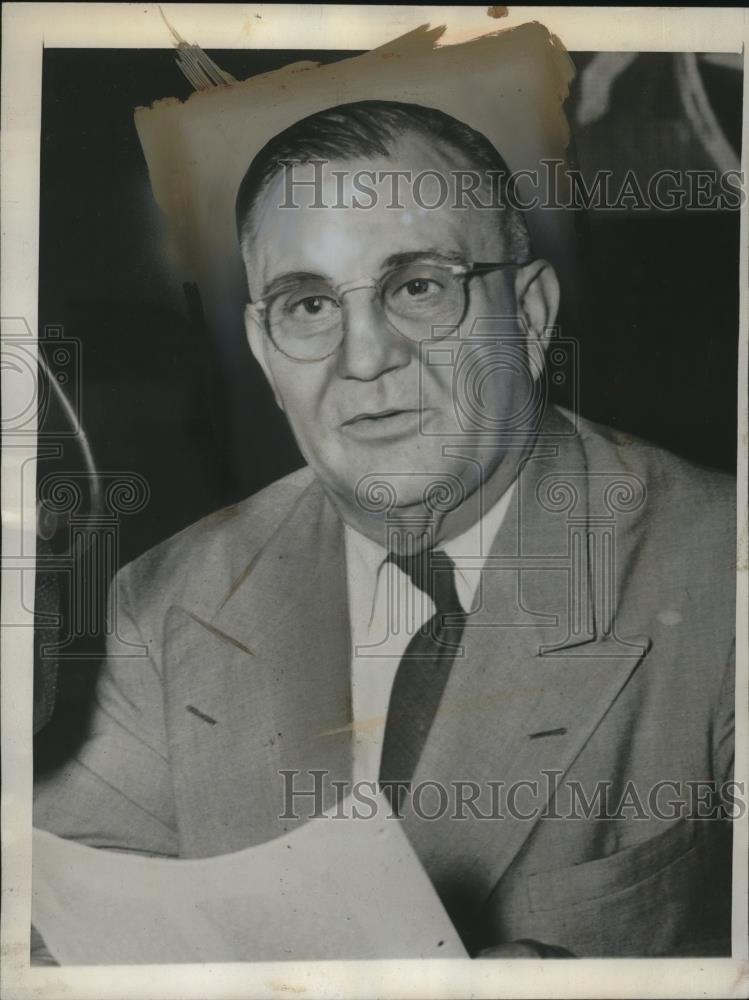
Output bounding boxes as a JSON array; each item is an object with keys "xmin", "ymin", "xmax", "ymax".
[
  {"xmin": 404, "ymin": 278, "xmax": 440, "ymax": 297},
  {"xmin": 301, "ymin": 296, "xmax": 324, "ymax": 314},
  {"xmin": 288, "ymin": 295, "xmax": 337, "ymax": 318}
]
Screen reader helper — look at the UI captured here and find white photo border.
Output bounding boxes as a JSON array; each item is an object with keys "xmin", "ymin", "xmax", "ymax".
[{"xmin": 2, "ymin": 5, "xmax": 747, "ymax": 998}]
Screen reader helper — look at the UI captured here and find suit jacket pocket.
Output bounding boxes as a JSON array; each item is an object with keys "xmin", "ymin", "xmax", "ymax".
[
  {"xmin": 527, "ymin": 817, "xmax": 697, "ymax": 912},
  {"xmin": 503, "ymin": 818, "xmax": 732, "ymax": 956}
]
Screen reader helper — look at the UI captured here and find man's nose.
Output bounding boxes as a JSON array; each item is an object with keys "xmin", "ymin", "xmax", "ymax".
[{"xmin": 336, "ymin": 290, "xmax": 412, "ymax": 381}]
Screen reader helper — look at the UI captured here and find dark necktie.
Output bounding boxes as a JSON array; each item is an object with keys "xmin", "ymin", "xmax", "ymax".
[{"xmin": 379, "ymin": 548, "xmax": 467, "ymax": 797}]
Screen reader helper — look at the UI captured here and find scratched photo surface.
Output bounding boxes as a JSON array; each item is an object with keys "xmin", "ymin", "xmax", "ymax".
[{"xmin": 29, "ymin": 32, "xmax": 741, "ymax": 968}]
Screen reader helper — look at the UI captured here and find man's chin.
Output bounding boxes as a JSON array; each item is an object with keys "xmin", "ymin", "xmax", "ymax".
[{"xmin": 338, "ymin": 464, "xmax": 473, "ymax": 520}]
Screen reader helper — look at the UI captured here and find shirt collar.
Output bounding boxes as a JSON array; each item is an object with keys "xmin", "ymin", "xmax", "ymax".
[
  {"xmin": 442, "ymin": 480, "xmax": 516, "ymax": 612},
  {"xmin": 344, "ymin": 480, "xmax": 516, "ymax": 633}
]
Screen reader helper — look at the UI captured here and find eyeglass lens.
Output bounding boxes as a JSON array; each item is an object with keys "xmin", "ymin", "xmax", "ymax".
[{"xmin": 267, "ymin": 263, "xmax": 466, "ymax": 361}]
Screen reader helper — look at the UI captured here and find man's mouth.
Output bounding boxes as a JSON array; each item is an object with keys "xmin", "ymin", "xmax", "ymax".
[
  {"xmin": 341, "ymin": 408, "xmax": 420, "ymax": 427},
  {"xmin": 340, "ymin": 407, "xmax": 425, "ymax": 441}
]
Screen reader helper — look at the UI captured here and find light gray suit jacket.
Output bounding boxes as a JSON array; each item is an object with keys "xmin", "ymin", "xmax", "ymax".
[{"xmin": 34, "ymin": 407, "xmax": 736, "ymax": 957}]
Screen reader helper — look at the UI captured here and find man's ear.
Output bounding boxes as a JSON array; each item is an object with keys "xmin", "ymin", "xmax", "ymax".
[
  {"xmin": 513, "ymin": 259, "xmax": 561, "ymax": 377},
  {"xmin": 244, "ymin": 303, "xmax": 285, "ymax": 412}
]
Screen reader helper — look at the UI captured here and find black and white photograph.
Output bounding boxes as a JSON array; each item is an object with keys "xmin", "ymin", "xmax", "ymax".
[{"xmin": 1, "ymin": 5, "xmax": 748, "ymax": 998}]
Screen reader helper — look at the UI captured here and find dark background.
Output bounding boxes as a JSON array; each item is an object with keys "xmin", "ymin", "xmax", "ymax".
[{"xmin": 35, "ymin": 48, "xmax": 742, "ymax": 765}]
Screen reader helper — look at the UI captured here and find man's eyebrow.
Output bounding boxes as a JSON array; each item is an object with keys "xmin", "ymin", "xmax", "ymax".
[
  {"xmin": 382, "ymin": 249, "xmax": 467, "ymax": 269},
  {"xmin": 260, "ymin": 270, "xmax": 328, "ymax": 301},
  {"xmin": 258, "ymin": 251, "xmax": 467, "ymax": 300}
]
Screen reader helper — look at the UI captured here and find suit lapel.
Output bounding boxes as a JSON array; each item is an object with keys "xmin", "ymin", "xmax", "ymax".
[
  {"xmin": 163, "ymin": 480, "xmax": 353, "ymax": 857},
  {"xmin": 403, "ymin": 415, "xmax": 652, "ymax": 919}
]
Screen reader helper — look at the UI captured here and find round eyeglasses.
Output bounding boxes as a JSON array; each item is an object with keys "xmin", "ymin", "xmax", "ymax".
[{"xmin": 252, "ymin": 260, "xmax": 522, "ymax": 362}]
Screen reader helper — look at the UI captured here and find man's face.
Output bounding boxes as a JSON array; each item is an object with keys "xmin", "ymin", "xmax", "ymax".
[{"xmin": 243, "ymin": 133, "xmax": 558, "ymax": 525}]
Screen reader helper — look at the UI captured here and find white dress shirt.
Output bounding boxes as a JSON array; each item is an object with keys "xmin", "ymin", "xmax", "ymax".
[{"xmin": 344, "ymin": 482, "xmax": 516, "ymax": 785}]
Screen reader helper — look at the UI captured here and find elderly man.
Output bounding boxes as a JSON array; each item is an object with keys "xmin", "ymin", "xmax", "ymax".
[{"xmin": 34, "ymin": 101, "xmax": 736, "ymax": 958}]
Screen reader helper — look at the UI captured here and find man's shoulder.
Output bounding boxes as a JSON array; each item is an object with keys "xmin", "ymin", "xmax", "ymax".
[
  {"xmin": 119, "ymin": 465, "xmax": 316, "ymax": 618},
  {"xmin": 567, "ymin": 410, "xmax": 736, "ymax": 622},
  {"xmin": 568, "ymin": 408, "xmax": 735, "ymax": 519}
]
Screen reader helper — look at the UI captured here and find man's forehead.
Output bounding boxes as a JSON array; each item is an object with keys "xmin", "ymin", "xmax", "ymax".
[
  {"xmin": 248, "ymin": 201, "xmax": 500, "ymax": 295},
  {"xmin": 245, "ymin": 142, "xmax": 504, "ymax": 287}
]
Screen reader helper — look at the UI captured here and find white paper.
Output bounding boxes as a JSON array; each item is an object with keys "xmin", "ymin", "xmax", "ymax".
[{"xmin": 32, "ymin": 796, "xmax": 467, "ymax": 964}]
